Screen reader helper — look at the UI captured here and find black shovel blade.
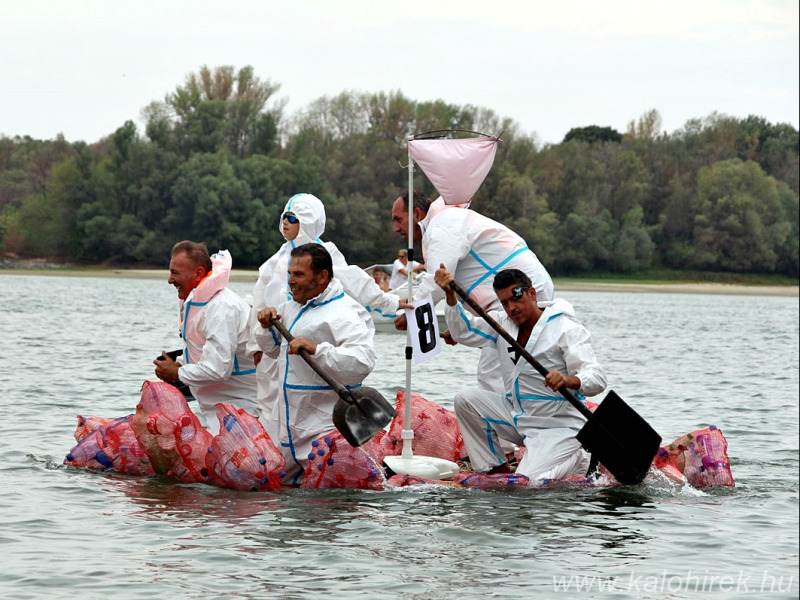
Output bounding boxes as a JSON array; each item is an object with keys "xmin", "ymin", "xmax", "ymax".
[
  {"xmin": 576, "ymin": 390, "xmax": 662, "ymax": 485},
  {"xmin": 332, "ymin": 387, "xmax": 396, "ymax": 447}
]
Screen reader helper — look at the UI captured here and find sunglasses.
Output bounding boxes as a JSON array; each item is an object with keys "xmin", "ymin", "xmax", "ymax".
[
  {"xmin": 282, "ymin": 213, "xmax": 299, "ymax": 224},
  {"xmin": 511, "ymin": 285, "xmax": 530, "ymax": 299}
]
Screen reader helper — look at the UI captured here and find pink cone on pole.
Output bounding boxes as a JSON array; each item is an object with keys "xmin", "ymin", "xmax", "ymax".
[{"xmin": 408, "ymin": 136, "xmax": 499, "ymax": 205}]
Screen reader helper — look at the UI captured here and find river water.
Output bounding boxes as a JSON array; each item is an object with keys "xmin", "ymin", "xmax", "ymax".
[{"xmin": 0, "ymin": 274, "xmax": 797, "ymax": 599}]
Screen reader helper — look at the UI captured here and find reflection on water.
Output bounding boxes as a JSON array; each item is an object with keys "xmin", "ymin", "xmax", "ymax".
[{"xmin": 1, "ymin": 275, "xmax": 798, "ymax": 599}]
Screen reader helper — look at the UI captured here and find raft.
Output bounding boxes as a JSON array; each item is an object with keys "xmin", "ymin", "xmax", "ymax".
[{"xmin": 64, "ymin": 381, "xmax": 734, "ymax": 491}]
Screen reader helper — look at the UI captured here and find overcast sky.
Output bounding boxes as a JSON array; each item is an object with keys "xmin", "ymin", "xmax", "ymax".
[{"xmin": 2, "ymin": 0, "xmax": 797, "ymax": 146}]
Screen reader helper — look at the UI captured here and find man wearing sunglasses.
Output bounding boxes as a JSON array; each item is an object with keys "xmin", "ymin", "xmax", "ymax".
[{"xmin": 434, "ymin": 265, "xmax": 607, "ymax": 482}]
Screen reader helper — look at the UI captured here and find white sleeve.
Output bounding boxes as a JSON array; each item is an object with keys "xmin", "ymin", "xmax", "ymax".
[
  {"xmin": 178, "ymin": 300, "xmax": 240, "ymax": 386},
  {"xmin": 560, "ymin": 326, "xmax": 607, "ymax": 397},
  {"xmin": 444, "ymin": 303, "xmax": 500, "ymax": 349},
  {"xmin": 252, "ymin": 254, "xmax": 279, "ymax": 313},
  {"xmin": 253, "ymin": 323, "xmax": 282, "ymax": 358},
  {"xmin": 325, "ymin": 242, "xmax": 399, "ymax": 319},
  {"xmin": 312, "ymin": 310, "xmax": 377, "ymax": 386}
]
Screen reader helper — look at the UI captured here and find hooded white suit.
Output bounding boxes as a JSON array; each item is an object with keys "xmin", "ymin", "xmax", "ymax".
[
  {"xmin": 175, "ymin": 250, "xmax": 259, "ymax": 434},
  {"xmin": 254, "ymin": 277, "xmax": 377, "ymax": 485},
  {"xmin": 251, "ymin": 193, "xmax": 399, "ymax": 419},
  {"xmin": 444, "ymin": 297, "xmax": 606, "ymax": 481},
  {"xmin": 412, "ymin": 200, "xmax": 555, "ymax": 394}
]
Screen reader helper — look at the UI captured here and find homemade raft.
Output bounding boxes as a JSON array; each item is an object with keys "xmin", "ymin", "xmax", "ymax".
[{"xmin": 64, "ymin": 381, "xmax": 734, "ymax": 490}]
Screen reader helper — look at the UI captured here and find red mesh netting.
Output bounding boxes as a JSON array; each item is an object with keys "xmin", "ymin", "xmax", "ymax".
[
  {"xmin": 206, "ymin": 403, "xmax": 285, "ymax": 491},
  {"xmin": 65, "ymin": 415, "xmax": 155, "ymax": 476},
  {"xmin": 73, "ymin": 415, "xmax": 115, "ymax": 442},
  {"xmin": 655, "ymin": 426, "xmax": 734, "ymax": 488},
  {"xmin": 130, "ymin": 381, "xmax": 213, "ymax": 483},
  {"xmin": 301, "ymin": 431, "xmax": 386, "ymax": 490},
  {"xmin": 383, "ymin": 391, "xmax": 465, "ymax": 462}
]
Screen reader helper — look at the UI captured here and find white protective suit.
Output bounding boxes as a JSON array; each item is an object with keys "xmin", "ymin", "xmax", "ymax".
[
  {"xmin": 412, "ymin": 200, "xmax": 555, "ymax": 394},
  {"xmin": 176, "ymin": 250, "xmax": 259, "ymax": 434},
  {"xmin": 444, "ymin": 297, "xmax": 607, "ymax": 481},
  {"xmin": 250, "ymin": 193, "xmax": 399, "ymax": 419},
  {"xmin": 254, "ymin": 277, "xmax": 377, "ymax": 485}
]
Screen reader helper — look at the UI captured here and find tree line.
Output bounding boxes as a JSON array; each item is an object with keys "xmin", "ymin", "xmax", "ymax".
[{"xmin": 1, "ymin": 64, "xmax": 797, "ymax": 277}]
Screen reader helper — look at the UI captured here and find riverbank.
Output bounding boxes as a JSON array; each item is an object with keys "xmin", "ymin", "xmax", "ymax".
[{"xmin": 1, "ymin": 267, "xmax": 797, "ymax": 297}]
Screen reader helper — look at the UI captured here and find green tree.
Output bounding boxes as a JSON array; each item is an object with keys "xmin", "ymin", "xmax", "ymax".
[
  {"xmin": 691, "ymin": 159, "xmax": 790, "ymax": 272},
  {"xmin": 563, "ymin": 125, "xmax": 622, "ymax": 144},
  {"xmin": 148, "ymin": 65, "xmax": 283, "ymax": 158},
  {"xmin": 166, "ymin": 152, "xmax": 272, "ymax": 266},
  {"xmin": 610, "ymin": 205, "xmax": 655, "ymax": 272}
]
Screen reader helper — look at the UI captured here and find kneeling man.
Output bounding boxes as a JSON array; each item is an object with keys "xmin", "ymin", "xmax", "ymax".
[
  {"xmin": 434, "ymin": 266, "xmax": 607, "ymax": 481},
  {"xmin": 254, "ymin": 243, "xmax": 377, "ymax": 485},
  {"xmin": 154, "ymin": 241, "xmax": 259, "ymax": 434}
]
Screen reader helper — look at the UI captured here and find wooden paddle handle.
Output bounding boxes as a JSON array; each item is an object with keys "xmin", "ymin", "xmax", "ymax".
[
  {"xmin": 270, "ymin": 318, "xmax": 349, "ymax": 398},
  {"xmin": 449, "ymin": 281, "xmax": 594, "ymax": 422}
]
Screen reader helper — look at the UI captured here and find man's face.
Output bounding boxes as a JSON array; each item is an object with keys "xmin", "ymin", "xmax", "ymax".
[
  {"xmin": 168, "ymin": 252, "xmax": 204, "ymax": 300},
  {"xmin": 391, "ymin": 198, "xmax": 422, "ymax": 242},
  {"xmin": 398, "ymin": 251, "xmax": 408, "ymax": 264},
  {"xmin": 496, "ymin": 284, "xmax": 538, "ymax": 326},
  {"xmin": 288, "ymin": 255, "xmax": 326, "ymax": 305}
]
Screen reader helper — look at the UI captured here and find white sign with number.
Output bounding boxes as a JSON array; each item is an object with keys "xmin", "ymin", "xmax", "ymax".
[{"xmin": 404, "ymin": 295, "xmax": 442, "ymax": 363}]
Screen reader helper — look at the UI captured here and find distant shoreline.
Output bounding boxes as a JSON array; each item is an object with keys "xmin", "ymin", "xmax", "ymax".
[{"xmin": 1, "ymin": 267, "xmax": 797, "ymax": 297}]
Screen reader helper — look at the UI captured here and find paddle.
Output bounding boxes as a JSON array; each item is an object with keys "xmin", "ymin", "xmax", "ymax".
[
  {"xmin": 448, "ymin": 281, "xmax": 662, "ymax": 485},
  {"xmin": 270, "ymin": 318, "xmax": 395, "ymax": 448}
]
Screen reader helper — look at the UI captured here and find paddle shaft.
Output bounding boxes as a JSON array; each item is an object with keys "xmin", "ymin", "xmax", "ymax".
[
  {"xmin": 270, "ymin": 319, "xmax": 351, "ymax": 401},
  {"xmin": 449, "ymin": 282, "xmax": 594, "ymax": 422}
]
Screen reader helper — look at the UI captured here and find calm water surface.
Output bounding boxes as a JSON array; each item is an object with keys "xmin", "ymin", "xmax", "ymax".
[{"xmin": 0, "ymin": 274, "xmax": 797, "ymax": 599}]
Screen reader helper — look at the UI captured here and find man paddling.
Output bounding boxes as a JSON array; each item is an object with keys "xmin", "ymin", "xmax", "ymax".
[
  {"xmin": 153, "ymin": 241, "xmax": 259, "ymax": 434},
  {"xmin": 254, "ymin": 243, "xmax": 377, "ymax": 485},
  {"xmin": 434, "ymin": 265, "xmax": 607, "ymax": 481}
]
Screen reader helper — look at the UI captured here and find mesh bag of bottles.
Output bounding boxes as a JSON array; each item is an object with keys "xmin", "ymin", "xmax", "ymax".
[
  {"xmin": 65, "ymin": 414, "xmax": 154, "ymax": 476},
  {"xmin": 206, "ymin": 403, "xmax": 285, "ymax": 491},
  {"xmin": 300, "ymin": 430, "xmax": 386, "ymax": 490},
  {"xmin": 654, "ymin": 425, "xmax": 734, "ymax": 488},
  {"xmin": 382, "ymin": 391, "xmax": 466, "ymax": 463},
  {"xmin": 130, "ymin": 381, "xmax": 213, "ymax": 483}
]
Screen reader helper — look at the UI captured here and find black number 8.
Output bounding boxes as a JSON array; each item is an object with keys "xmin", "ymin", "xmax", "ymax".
[{"xmin": 415, "ymin": 303, "xmax": 436, "ymax": 353}]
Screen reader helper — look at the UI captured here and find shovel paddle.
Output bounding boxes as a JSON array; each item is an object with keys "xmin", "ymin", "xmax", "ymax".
[
  {"xmin": 270, "ymin": 319, "xmax": 395, "ymax": 448},
  {"xmin": 449, "ymin": 281, "xmax": 661, "ymax": 485}
]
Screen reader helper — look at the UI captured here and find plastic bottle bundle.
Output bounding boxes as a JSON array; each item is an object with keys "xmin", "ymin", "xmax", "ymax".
[
  {"xmin": 64, "ymin": 414, "xmax": 155, "ymax": 476},
  {"xmin": 453, "ymin": 472, "xmax": 532, "ymax": 488},
  {"xmin": 663, "ymin": 425, "xmax": 734, "ymax": 488},
  {"xmin": 73, "ymin": 415, "xmax": 115, "ymax": 441},
  {"xmin": 652, "ymin": 447, "xmax": 690, "ymax": 484},
  {"xmin": 300, "ymin": 431, "xmax": 386, "ymax": 490},
  {"xmin": 205, "ymin": 403, "xmax": 285, "ymax": 491},
  {"xmin": 130, "ymin": 381, "xmax": 213, "ymax": 483},
  {"xmin": 384, "ymin": 391, "xmax": 466, "ymax": 463}
]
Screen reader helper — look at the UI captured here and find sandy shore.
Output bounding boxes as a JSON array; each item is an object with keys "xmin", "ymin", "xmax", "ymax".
[{"xmin": 2, "ymin": 267, "xmax": 797, "ymax": 297}]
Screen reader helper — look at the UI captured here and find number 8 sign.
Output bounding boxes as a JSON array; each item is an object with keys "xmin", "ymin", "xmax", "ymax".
[{"xmin": 404, "ymin": 295, "xmax": 442, "ymax": 363}]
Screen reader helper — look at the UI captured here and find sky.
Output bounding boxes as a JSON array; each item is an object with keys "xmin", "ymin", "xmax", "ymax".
[{"xmin": 1, "ymin": 0, "xmax": 797, "ymax": 146}]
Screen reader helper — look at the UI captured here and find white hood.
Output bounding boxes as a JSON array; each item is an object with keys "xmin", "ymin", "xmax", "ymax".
[{"xmin": 282, "ymin": 193, "xmax": 326, "ymax": 245}]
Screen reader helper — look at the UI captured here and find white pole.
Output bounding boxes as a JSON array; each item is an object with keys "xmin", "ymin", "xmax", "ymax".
[
  {"xmin": 402, "ymin": 148, "xmax": 415, "ymax": 461},
  {"xmin": 383, "ymin": 141, "xmax": 459, "ymax": 480}
]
